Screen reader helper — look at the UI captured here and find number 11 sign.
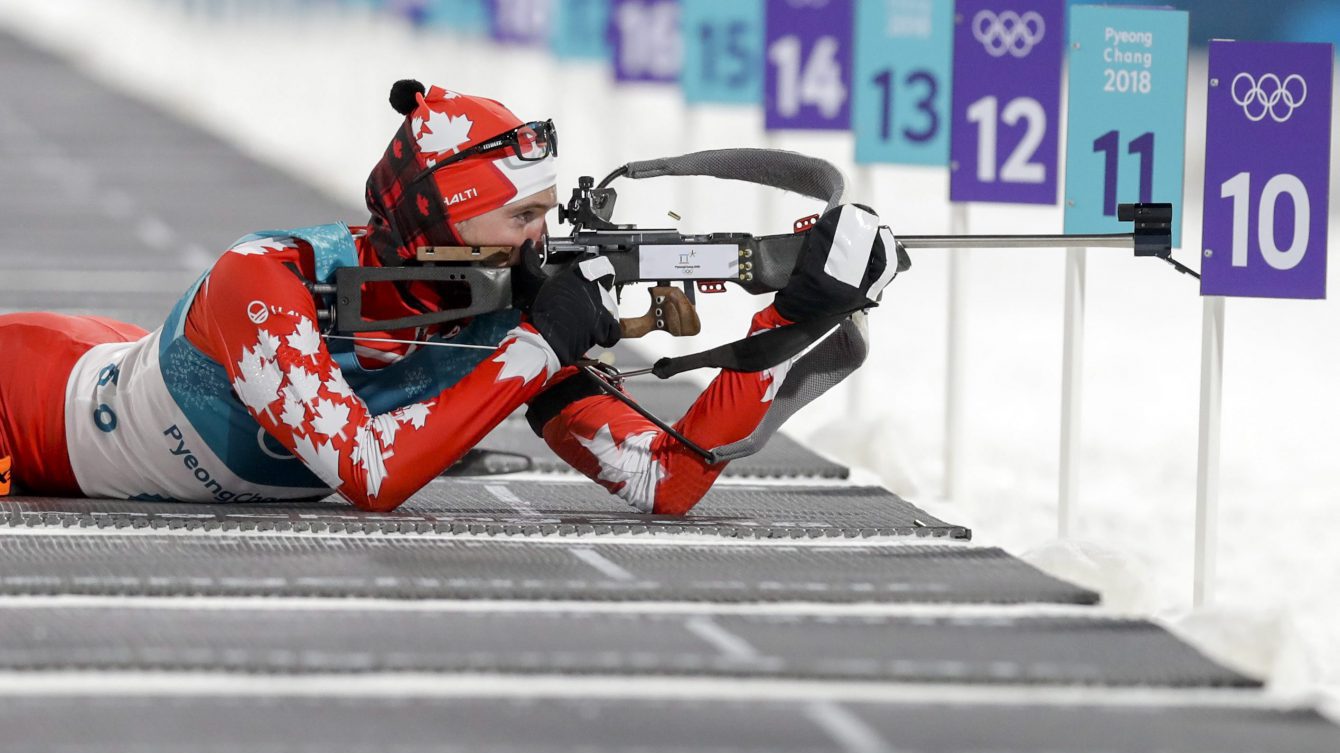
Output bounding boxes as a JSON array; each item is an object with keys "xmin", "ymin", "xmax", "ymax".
[
  {"xmin": 950, "ymin": 0, "xmax": 1065, "ymax": 204},
  {"xmin": 1201, "ymin": 41, "xmax": 1333, "ymax": 300},
  {"xmin": 1063, "ymin": 5, "xmax": 1188, "ymax": 243}
]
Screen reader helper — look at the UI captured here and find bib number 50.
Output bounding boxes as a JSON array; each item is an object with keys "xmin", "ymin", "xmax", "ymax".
[{"xmin": 1220, "ymin": 172, "xmax": 1311, "ymax": 271}]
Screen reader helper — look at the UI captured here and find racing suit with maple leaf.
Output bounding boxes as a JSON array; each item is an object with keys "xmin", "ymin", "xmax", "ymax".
[{"xmin": 51, "ymin": 224, "xmax": 576, "ymax": 511}]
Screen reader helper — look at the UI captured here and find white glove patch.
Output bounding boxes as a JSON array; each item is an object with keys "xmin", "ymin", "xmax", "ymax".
[{"xmin": 822, "ymin": 204, "xmax": 880, "ymax": 288}]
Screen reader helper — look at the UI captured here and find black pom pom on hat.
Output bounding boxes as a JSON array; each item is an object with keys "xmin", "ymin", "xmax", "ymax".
[{"xmin": 389, "ymin": 79, "xmax": 426, "ymax": 116}]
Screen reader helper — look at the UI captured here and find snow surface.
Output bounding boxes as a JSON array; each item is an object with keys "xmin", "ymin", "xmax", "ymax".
[{"xmin": 0, "ymin": 0, "xmax": 1337, "ymax": 715}]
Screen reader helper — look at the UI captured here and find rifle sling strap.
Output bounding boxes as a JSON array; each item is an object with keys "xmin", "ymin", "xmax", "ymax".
[{"xmin": 649, "ymin": 307, "xmax": 864, "ymax": 379}]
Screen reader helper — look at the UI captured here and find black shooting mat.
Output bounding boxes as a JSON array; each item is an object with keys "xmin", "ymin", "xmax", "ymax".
[
  {"xmin": 0, "ymin": 478, "xmax": 967, "ymax": 540},
  {"xmin": 0, "ymin": 605, "xmax": 1253, "ymax": 687},
  {"xmin": 0, "ymin": 694, "xmax": 1334, "ymax": 753},
  {"xmin": 0, "ymin": 534, "xmax": 1096, "ymax": 604}
]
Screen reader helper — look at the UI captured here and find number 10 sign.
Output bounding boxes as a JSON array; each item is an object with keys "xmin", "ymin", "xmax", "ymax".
[
  {"xmin": 1201, "ymin": 41, "xmax": 1333, "ymax": 299},
  {"xmin": 950, "ymin": 0, "xmax": 1065, "ymax": 204}
]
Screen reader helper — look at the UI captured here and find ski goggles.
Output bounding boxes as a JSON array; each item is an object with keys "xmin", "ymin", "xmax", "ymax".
[{"xmin": 414, "ymin": 119, "xmax": 558, "ymax": 185}]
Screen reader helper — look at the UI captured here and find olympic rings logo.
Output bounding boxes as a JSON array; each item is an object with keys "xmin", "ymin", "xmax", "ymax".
[
  {"xmin": 972, "ymin": 10, "xmax": 1046, "ymax": 59},
  {"xmin": 1231, "ymin": 73, "xmax": 1308, "ymax": 123}
]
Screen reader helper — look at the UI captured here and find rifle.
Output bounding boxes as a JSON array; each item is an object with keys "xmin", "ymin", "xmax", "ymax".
[{"xmin": 316, "ymin": 148, "xmax": 1191, "ymax": 463}]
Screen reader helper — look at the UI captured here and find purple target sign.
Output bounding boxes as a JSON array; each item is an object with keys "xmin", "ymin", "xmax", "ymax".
[
  {"xmin": 763, "ymin": 0, "xmax": 854, "ymax": 131},
  {"xmin": 1200, "ymin": 41, "xmax": 1333, "ymax": 300},
  {"xmin": 489, "ymin": 0, "xmax": 551, "ymax": 44},
  {"xmin": 610, "ymin": 0, "xmax": 683, "ymax": 84},
  {"xmin": 949, "ymin": 0, "xmax": 1064, "ymax": 204}
]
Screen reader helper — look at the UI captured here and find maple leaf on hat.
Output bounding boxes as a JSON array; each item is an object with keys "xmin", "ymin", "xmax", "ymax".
[
  {"xmin": 414, "ymin": 111, "xmax": 474, "ymax": 160},
  {"xmin": 286, "ymin": 317, "xmax": 321, "ymax": 360},
  {"xmin": 310, "ymin": 398, "xmax": 351, "ymax": 440},
  {"xmin": 232, "ymin": 345, "xmax": 282, "ymax": 420}
]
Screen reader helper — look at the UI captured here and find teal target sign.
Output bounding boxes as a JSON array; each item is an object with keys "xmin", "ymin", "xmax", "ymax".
[
  {"xmin": 853, "ymin": 0, "xmax": 953, "ymax": 166},
  {"xmin": 1062, "ymin": 5, "xmax": 1189, "ymax": 245}
]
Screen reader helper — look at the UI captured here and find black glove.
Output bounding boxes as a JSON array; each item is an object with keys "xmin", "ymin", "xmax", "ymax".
[
  {"xmin": 773, "ymin": 203, "xmax": 905, "ymax": 323},
  {"xmin": 510, "ymin": 239, "xmax": 547, "ymax": 311},
  {"xmin": 530, "ymin": 256, "xmax": 622, "ymax": 366}
]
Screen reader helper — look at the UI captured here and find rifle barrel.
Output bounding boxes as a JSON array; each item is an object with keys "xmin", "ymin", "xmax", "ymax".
[{"xmin": 896, "ymin": 233, "xmax": 1135, "ymax": 251}]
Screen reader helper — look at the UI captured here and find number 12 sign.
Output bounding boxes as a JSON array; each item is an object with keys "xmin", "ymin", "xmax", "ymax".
[
  {"xmin": 1201, "ymin": 41, "xmax": 1333, "ymax": 300},
  {"xmin": 950, "ymin": 0, "xmax": 1064, "ymax": 204}
]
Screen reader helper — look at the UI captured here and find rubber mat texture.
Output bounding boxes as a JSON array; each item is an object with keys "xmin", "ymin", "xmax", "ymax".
[
  {"xmin": 0, "ymin": 479, "xmax": 969, "ymax": 540},
  {"xmin": 0, "ymin": 695, "xmax": 1333, "ymax": 753},
  {"xmin": 0, "ymin": 535, "xmax": 1097, "ymax": 604},
  {"xmin": 0, "ymin": 606, "xmax": 1254, "ymax": 687}
]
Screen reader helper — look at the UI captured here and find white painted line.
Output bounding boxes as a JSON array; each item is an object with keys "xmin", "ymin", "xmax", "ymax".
[
  {"xmin": 0, "ymin": 672, "xmax": 1284, "ymax": 711},
  {"xmin": 484, "ymin": 484, "xmax": 540, "ymax": 517},
  {"xmin": 567, "ymin": 548, "xmax": 636, "ymax": 582},
  {"xmin": 805, "ymin": 701, "xmax": 891, "ymax": 753},
  {"xmin": 0, "ymin": 595, "xmax": 1115, "ymax": 620},
  {"xmin": 0, "ymin": 525, "xmax": 985, "ymax": 550},
  {"xmin": 683, "ymin": 616, "xmax": 761, "ymax": 661}
]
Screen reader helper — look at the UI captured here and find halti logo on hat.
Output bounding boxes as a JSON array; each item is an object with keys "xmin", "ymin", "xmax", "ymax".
[{"xmin": 446, "ymin": 187, "xmax": 479, "ymax": 206}]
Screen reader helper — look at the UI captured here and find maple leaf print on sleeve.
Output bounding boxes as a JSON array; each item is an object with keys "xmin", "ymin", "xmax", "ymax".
[
  {"xmin": 492, "ymin": 328, "xmax": 559, "ymax": 384},
  {"xmin": 285, "ymin": 364, "xmax": 323, "ymax": 403},
  {"xmin": 231, "ymin": 342, "xmax": 283, "ymax": 420},
  {"xmin": 286, "ymin": 317, "xmax": 322, "ymax": 360},
  {"xmin": 310, "ymin": 398, "xmax": 351, "ymax": 440},
  {"xmin": 195, "ymin": 248, "xmax": 562, "ymax": 512},
  {"xmin": 573, "ymin": 425, "xmax": 664, "ymax": 512}
]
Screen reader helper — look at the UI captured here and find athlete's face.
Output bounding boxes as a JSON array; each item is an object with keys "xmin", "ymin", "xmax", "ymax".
[{"xmin": 453, "ymin": 186, "xmax": 558, "ymax": 264}]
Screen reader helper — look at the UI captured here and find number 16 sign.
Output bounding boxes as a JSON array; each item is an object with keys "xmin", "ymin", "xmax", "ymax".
[
  {"xmin": 1201, "ymin": 41, "xmax": 1333, "ymax": 300},
  {"xmin": 950, "ymin": 0, "xmax": 1065, "ymax": 204}
]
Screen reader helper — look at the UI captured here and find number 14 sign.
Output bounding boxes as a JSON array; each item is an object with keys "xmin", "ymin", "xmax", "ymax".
[
  {"xmin": 1201, "ymin": 41, "xmax": 1333, "ymax": 300},
  {"xmin": 950, "ymin": 0, "xmax": 1065, "ymax": 205}
]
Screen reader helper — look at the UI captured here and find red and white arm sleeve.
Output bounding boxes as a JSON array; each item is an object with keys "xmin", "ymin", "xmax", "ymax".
[
  {"xmin": 540, "ymin": 305, "xmax": 792, "ymax": 516},
  {"xmin": 186, "ymin": 251, "xmax": 559, "ymax": 511}
]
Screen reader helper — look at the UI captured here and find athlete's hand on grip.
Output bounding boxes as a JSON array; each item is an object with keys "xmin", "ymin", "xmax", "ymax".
[
  {"xmin": 530, "ymin": 257, "xmax": 622, "ymax": 366},
  {"xmin": 773, "ymin": 204, "xmax": 903, "ymax": 323}
]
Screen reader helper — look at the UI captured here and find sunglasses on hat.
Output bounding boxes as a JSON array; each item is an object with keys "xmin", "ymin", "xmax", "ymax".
[{"xmin": 413, "ymin": 119, "xmax": 558, "ymax": 185}]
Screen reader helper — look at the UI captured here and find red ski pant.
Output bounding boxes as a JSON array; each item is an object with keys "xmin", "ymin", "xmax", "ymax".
[{"xmin": 0, "ymin": 313, "xmax": 147, "ymax": 496}]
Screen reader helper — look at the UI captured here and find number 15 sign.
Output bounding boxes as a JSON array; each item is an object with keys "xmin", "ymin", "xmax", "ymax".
[
  {"xmin": 1201, "ymin": 41, "xmax": 1333, "ymax": 300},
  {"xmin": 950, "ymin": 0, "xmax": 1065, "ymax": 205}
]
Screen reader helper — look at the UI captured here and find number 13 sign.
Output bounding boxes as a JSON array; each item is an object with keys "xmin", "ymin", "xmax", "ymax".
[
  {"xmin": 950, "ymin": 0, "xmax": 1065, "ymax": 204},
  {"xmin": 1201, "ymin": 41, "xmax": 1333, "ymax": 300}
]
